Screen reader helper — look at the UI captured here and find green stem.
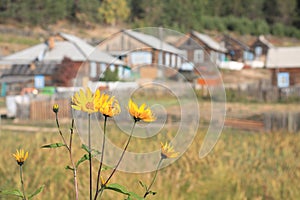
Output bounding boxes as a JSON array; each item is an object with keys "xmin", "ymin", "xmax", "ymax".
[
  {"xmin": 104, "ymin": 121, "xmax": 136, "ymax": 185},
  {"xmin": 143, "ymin": 158, "xmax": 163, "ymax": 198},
  {"xmin": 55, "ymin": 112, "xmax": 70, "ymax": 151},
  {"xmin": 20, "ymin": 166, "xmax": 27, "ymax": 200},
  {"xmin": 69, "ymin": 119, "xmax": 79, "ymax": 200},
  {"xmin": 94, "ymin": 116, "xmax": 107, "ymax": 200},
  {"xmin": 88, "ymin": 114, "xmax": 93, "ymax": 200},
  {"xmin": 55, "ymin": 113, "xmax": 78, "ymax": 199}
]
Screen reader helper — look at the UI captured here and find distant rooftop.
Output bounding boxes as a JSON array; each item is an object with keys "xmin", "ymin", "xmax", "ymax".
[
  {"xmin": 191, "ymin": 31, "xmax": 227, "ymax": 53},
  {"xmin": 0, "ymin": 32, "xmax": 123, "ymax": 65},
  {"xmin": 266, "ymin": 46, "xmax": 300, "ymax": 68}
]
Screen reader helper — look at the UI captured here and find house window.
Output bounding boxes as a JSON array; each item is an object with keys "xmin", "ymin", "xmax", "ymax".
[
  {"xmin": 165, "ymin": 53, "xmax": 170, "ymax": 66},
  {"xmin": 109, "ymin": 64, "xmax": 115, "ymax": 72},
  {"xmin": 255, "ymin": 46, "xmax": 262, "ymax": 56},
  {"xmin": 177, "ymin": 56, "xmax": 182, "ymax": 68},
  {"xmin": 118, "ymin": 66, "xmax": 124, "ymax": 79},
  {"xmin": 158, "ymin": 52, "xmax": 163, "ymax": 65},
  {"xmin": 194, "ymin": 49, "xmax": 204, "ymax": 63},
  {"xmin": 219, "ymin": 53, "xmax": 226, "ymax": 61},
  {"xmin": 243, "ymin": 51, "xmax": 254, "ymax": 61},
  {"xmin": 171, "ymin": 54, "xmax": 176, "ymax": 67},
  {"xmin": 90, "ymin": 62, "xmax": 97, "ymax": 78},
  {"xmin": 100, "ymin": 63, "xmax": 107, "ymax": 79},
  {"xmin": 130, "ymin": 51, "xmax": 152, "ymax": 65}
]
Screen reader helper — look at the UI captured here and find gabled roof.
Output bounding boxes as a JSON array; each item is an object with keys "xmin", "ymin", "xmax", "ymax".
[
  {"xmin": 266, "ymin": 46, "xmax": 300, "ymax": 68},
  {"xmin": 254, "ymin": 35, "xmax": 274, "ymax": 48},
  {"xmin": 223, "ymin": 34, "xmax": 250, "ymax": 50},
  {"xmin": 123, "ymin": 30, "xmax": 184, "ymax": 55},
  {"xmin": 0, "ymin": 32, "xmax": 123, "ymax": 65},
  {"xmin": 191, "ymin": 31, "xmax": 227, "ymax": 53}
]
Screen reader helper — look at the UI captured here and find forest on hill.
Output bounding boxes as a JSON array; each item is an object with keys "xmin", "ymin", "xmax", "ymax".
[{"xmin": 0, "ymin": 0, "xmax": 300, "ymax": 38}]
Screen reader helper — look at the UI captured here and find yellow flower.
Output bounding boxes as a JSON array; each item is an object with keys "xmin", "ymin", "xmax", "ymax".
[
  {"xmin": 71, "ymin": 88, "xmax": 97, "ymax": 114},
  {"xmin": 160, "ymin": 142, "xmax": 179, "ymax": 159},
  {"xmin": 52, "ymin": 104, "xmax": 59, "ymax": 113},
  {"xmin": 94, "ymin": 90, "xmax": 121, "ymax": 117},
  {"xmin": 128, "ymin": 99, "xmax": 155, "ymax": 122},
  {"xmin": 13, "ymin": 149, "xmax": 29, "ymax": 166}
]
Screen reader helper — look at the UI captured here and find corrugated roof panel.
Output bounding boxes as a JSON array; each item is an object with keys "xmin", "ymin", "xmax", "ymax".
[
  {"xmin": 192, "ymin": 31, "xmax": 227, "ymax": 53},
  {"xmin": 266, "ymin": 47, "xmax": 300, "ymax": 68},
  {"xmin": 124, "ymin": 30, "xmax": 184, "ymax": 55}
]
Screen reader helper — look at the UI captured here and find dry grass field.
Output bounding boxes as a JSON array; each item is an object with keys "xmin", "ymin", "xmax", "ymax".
[{"xmin": 0, "ymin": 117, "xmax": 300, "ymax": 200}]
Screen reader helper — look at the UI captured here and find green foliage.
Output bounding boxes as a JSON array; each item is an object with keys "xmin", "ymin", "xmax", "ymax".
[
  {"xmin": 41, "ymin": 143, "xmax": 66, "ymax": 148},
  {"xmin": 99, "ymin": 67, "xmax": 119, "ymax": 82},
  {"xmin": 1, "ymin": 0, "xmax": 300, "ymax": 38},
  {"xmin": 98, "ymin": 0, "xmax": 130, "ymax": 25}
]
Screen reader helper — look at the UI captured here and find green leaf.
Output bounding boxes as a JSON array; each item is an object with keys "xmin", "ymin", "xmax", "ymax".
[
  {"xmin": 101, "ymin": 166, "xmax": 111, "ymax": 171},
  {"xmin": 92, "ymin": 149, "xmax": 101, "ymax": 156},
  {"xmin": 138, "ymin": 180, "xmax": 147, "ymax": 190},
  {"xmin": 106, "ymin": 183, "xmax": 144, "ymax": 200},
  {"xmin": 28, "ymin": 185, "xmax": 44, "ymax": 199},
  {"xmin": 65, "ymin": 165, "xmax": 74, "ymax": 171},
  {"xmin": 0, "ymin": 189, "xmax": 24, "ymax": 198},
  {"xmin": 41, "ymin": 143, "xmax": 66, "ymax": 148},
  {"xmin": 106, "ymin": 183, "xmax": 130, "ymax": 195},
  {"xmin": 76, "ymin": 154, "xmax": 89, "ymax": 167},
  {"xmin": 81, "ymin": 144, "xmax": 90, "ymax": 153},
  {"xmin": 128, "ymin": 191, "xmax": 144, "ymax": 200}
]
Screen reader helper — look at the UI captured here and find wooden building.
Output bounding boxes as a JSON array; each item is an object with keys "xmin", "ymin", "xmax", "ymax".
[
  {"xmin": 266, "ymin": 46, "xmax": 300, "ymax": 87},
  {"xmin": 0, "ymin": 32, "xmax": 124, "ymax": 95},
  {"xmin": 97, "ymin": 29, "xmax": 184, "ymax": 80},
  {"xmin": 222, "ymin": 34, "xmax": 253, "ymax": 62},
  {"xmin": 176, "ymin": 31, "xmax": 227, "ymax": 66},
  {"xmin": 251, "ymin": 35, "xmax": 273, "ymax": 63}
]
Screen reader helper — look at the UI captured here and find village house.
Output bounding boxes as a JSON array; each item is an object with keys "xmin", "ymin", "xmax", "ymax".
[
  {"xmin": 0, "ymin": 32, "xmax": 124, "ymax": 95},
  {"xmin": 175, "ymin": 30, "xmax": 227, "ymax": 68},
  {"xmin": 174, "ymin": 30, "xmax": 227, "ymax": 84},
  {"xmin": 97, "ymin": 29, "xmax": 184, "ymax": 80},
  {"xmin": 266, "ymin": 46, "xmax": 300, "ymax": 87},
  {"xmin": 251, "ymin": 35, "xmax": 273, "ymax": 64},
  {"xmin": 222, "ymin": 34, "xmax": 253, "ymax": 63}
]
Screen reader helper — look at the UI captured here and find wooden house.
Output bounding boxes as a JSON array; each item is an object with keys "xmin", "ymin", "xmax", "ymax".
[
  {"xmin": 251, "ymin": 35, "xmax": 273, "ymax": 63},
  {"xmin": 266, "ymin": 46, "xmax": 300, "ymax": 87},
  {"xmin": 176, "ymin": 31, "xmax": 227, "ymax": 66},
  {"xmin": 0, "ymin": 32, "xmax": 124, "ymax": 95},
  {"xmin": 97, "ymin": 29, "xmax": 184, "ymax": 80},
  {"xmin": 222, "ymin": 34, "xmax": 253, "ymax": 62}
]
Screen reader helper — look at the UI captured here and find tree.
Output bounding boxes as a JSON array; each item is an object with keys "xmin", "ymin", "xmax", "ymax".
[{"xmin": 98, "ymin": 0, "xmax": 130, "ymax": 25}]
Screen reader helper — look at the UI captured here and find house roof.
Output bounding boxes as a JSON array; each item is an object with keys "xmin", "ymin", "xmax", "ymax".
[
  {"xmin": 191, "ymin": 31, "xmax": 227, "ymax": 53},
  {"xmin": 223, "ymin": 34, "xmax": 250, "ymax": 50},
  {"xmin": 0, "ymin": 32, "xmax": 124, "ymax": 65},
  {"xmin": 254, "ymin": 35, "xmax": 274, "ymax": 48},
  {"xmin": 123, "ymin": 30, "xmax": 184, "ymax": 55},
  {"xmin": 1, "ymin": 63, "xmax": 57, "ymax": 76},
  {"xmin": 266, "ymin": 46, "xmax": 300, "ymax": 68}
]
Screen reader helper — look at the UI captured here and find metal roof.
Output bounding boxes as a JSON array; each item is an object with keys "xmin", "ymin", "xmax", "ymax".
[
  {"xmin": 2, "ymin": 63, "xmax": 57, "ymax": 76},
  {"xmin": 123, "ymin": 30, "xmax": 184, "ymax": 55},
  {"xmin": 0, "ymin": 32, "xmax": 124, "ymax": 65},
  {"xmin": 191, "ymin": 31, "xmax": 227, "ymax": 53},
  {"xmin": 266, "ymin": 46, "xmax": 300, "ymax": 68}
]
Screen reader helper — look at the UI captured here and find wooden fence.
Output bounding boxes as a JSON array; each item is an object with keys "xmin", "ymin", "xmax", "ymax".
[
  {"xmin": 30, "ymin": 98, "xmax": 71, "ymax": 120},
  {"xmin": 225, "ymin": 80, "xmax": 300, "ymax": 102},
  {"xmin": 264, "ymin": 112, "xmax": 300, "ymax": 132}
]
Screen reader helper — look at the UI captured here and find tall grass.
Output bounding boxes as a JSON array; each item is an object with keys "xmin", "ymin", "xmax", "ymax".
[{"xmin": 0, "ymin": 125, "xmax": 300, "ymax": 199}]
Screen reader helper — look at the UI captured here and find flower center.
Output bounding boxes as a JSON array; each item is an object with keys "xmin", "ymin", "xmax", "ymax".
[{"xmin": 86, "ymin": 102, "xmax": 94, "ymax": 110}]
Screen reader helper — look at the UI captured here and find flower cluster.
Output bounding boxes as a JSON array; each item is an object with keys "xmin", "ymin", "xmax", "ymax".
[
  {"xmin": 69, "ymin": 87, "xmax": 178, "ymax": 199},
  {"xmin": 71, "ymin": 87, "xmax": 156, "ymax": 122}
]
